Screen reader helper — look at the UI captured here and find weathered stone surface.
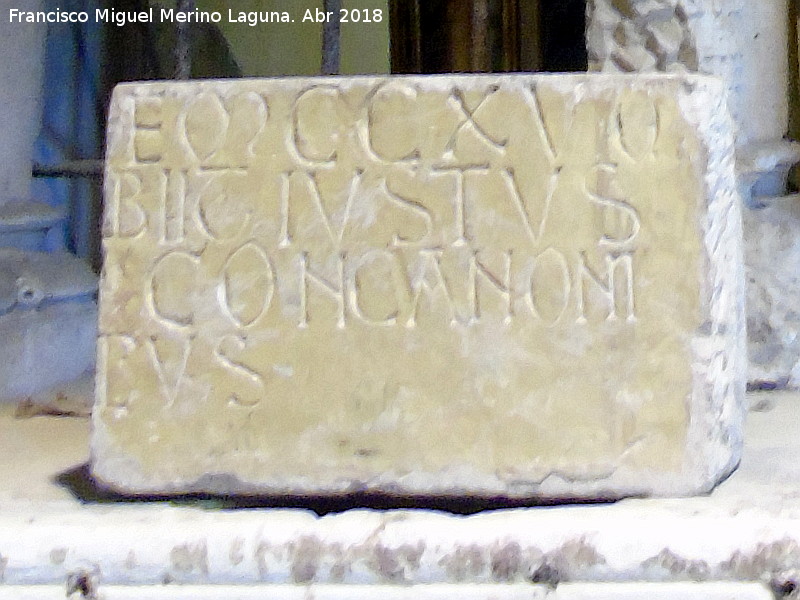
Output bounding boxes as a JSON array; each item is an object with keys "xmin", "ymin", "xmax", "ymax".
[{"xmin": 92, "ymin": 74, "xmax": 744, "ymax": 498}]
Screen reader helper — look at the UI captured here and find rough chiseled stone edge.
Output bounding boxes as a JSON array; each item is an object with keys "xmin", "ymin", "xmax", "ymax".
[
  {"xmin": 91, "ymin": 73, "xmax": 745, "ymax": 499},
  {"xmin": 678, "ymin": 76, "xmax": 747, "ymax": 493},
  {"xmin": 92, "ymin": 81, "xmax": 156, "ymax": 497}
]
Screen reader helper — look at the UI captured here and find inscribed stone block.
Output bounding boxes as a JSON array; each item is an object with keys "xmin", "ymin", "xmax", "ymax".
[{"xmin": 92, "ymin": 74, "xmax": 745, "ymax": 498}]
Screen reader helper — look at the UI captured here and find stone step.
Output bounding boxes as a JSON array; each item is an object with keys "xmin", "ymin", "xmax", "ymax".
[
  {"xmin": 0, "ymin": 199, "xmax": 64, "ymax": 251},
  {"xmin": 752, "ymin": 192, "xmax": 800, "ymax": 207}
]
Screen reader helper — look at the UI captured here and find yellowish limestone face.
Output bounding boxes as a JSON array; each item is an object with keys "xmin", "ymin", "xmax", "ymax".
[{"xmin": 93, "ymin": 75, "xmax": 745, "ymax": 498}]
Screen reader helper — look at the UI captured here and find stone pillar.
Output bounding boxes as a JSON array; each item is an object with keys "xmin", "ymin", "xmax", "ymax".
[
  {"xmin": 0, "ymin": 0, "xmax": 46, "ymax": 206},
  {"xmin": 587, "ymin": 0, "xmax": 800, "ymax": 388},
  {"xmin": 0, "ymin": 0, "xmax": 61, "ymax": 248},
  {"xmin": 735, "ymin": 1, "xmax": 789, "ymax": 146},
  {"xmin": 0, "ymin": 0, "xmax": 97, "ymax": 402}
]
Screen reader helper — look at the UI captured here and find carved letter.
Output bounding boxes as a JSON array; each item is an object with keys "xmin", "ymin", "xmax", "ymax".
[
  {"xmin": 432, "ymin": 167, "xmax": 488, "ymax": 246},
  {"xmin": 290, "ymin": 86, "xmax": 340, "ymax": 168},
  {"xmin": 278, "ymin": 171, "xmax": 292, "ymax": 247},
  {"xmin": 219, "ymin": 242, "xmax": 275, "ymax": 329},
  {"xmin": 469, "ymin": 251, "xmax": 513, "ymax": 324},
  {"xmin": 300, "ymin": 252, "xmax": 346, "ymax": 329},
  {"xmin": 158, "ymin": 169, "xmax": 187, "ymax": 244},
  {"xmin": 525, "ymin": 247, "xmax": 571, "ymax": 326},
  {"xmin": 585, "ymin": 163, "xmax": 641, "ymax": 249},
  {"xmin": 145, "ymin": 335, "xmax": 192, "ymax": 409},
  {"xmin": 577, "ymin": 252, "xmax": 636, "ymax": 323},
  {"xmin": 183, "ymin": 92, "xmax": 229, "ymax": 163},
  {"xmin": 147, "ymin": 250, "xmax": 199, "ymax": 330},
  {"xmin": 282, "ymin": 170, "xmax": 362, "ymax": 249},
  {"xmin": 382, "ymin": 177, "xmax": 434, "ymax": 248},
  {"xmin": 97, "ymin": 335, "xmax": 138, "ymax": 410},
  {"xmin": 348, "ymin": 249, "xmax": 401, "ymax": 327},
  {"xmin": 443, "ymin": 87, "xmax": 507, "ymax": 161},
  {"xmin": 500, "ymin": 167, "xmax": 559, "ymax": 246},
  {"xmin": 364, "ymin": 82, "xmax": 420, "ymax": 163},
  {"xmin": 195, "ymin": 170, "xmax": 250, "ymax": 241},
  {"xmin": 406, "ymin": 249, "xmax": 459, "ymax": 328},
  {"xmin": 104, "ymin": 171, "xmax": 146, "ymax": 238},
  {"xmin": 214, "ymin": 335, "xmax": 266, "ymax": 408},
  {"xmin": 225, "ymin": 91, "xmax": 269, "ymax": 164},
  {"xmin": 613, "ymin": 92, "xmax": 660, "ymax": 161},
  {"xmin": 524, "ymin": 85, "xmax": 559, "ymax": 163},
  {"xmin": 181, "ymin": 91, "xmax": 269, "ymax": 168},
  {"xmin": 133, "ymin": 97, "xmax": 164, "ymax": 164}
]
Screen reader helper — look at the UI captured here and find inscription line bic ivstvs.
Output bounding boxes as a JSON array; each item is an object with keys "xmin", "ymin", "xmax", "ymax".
[{"xmin": 105, "ymin": 83, "xmax": 654, "ymax": 332}]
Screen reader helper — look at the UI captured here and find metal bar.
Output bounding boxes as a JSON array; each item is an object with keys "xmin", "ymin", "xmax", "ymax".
[
  {"xmin": 409, "ymin": 0, "xmax": 422, "ymax": 72},
  {"xmin": 789, "ymin": 0, "xmax": 800, "ymax": 141},
  {"xmin": 175, "ymin": 0, "xmax": 195, "ymax": 79},
  {"xmin": 471, "ymin": 0, "xmax": 490, "ymax": 72},
  {"xmin": 321, "ymin": 0, "xmax": 342, "ymax": 75},
  {"xmin": 388, "ymin": 0, "xmax": 423, "ymax": 73},
  {"xmin": 501, "ymin": 0, "xmax": 521, "ymax": 72},
  {"xmin": 33, "ymin": 160, "xmax": 104, "ymax": 179},
  {"xmin": 67, "ymin": 22, "xmax": 84, "ymax": 254},
  {"xmin": 518, "ymin": 0, "xmax": 543, "ymax": 71}
]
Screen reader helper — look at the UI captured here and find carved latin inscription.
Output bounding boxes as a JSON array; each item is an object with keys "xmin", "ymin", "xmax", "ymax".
[
  {"xmin": 106, "ymin": 86, "xmax": 650, "ymax": 333},
  {"xmin": 95, "ymin": 75, "xmax": 742, "ymax": 497}
]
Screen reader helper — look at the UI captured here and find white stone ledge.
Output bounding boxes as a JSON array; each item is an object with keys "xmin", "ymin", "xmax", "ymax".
[
  {"xmin": 0, "ymin": 583, "xmax": 777, "ymax": 600},
  {"xmin": 2, "ymin": 392, "xmax": 800, "ymax": 587},
  {"xmin": 3, "ymin": 500, "xmax": 800, "ymax": 587}
]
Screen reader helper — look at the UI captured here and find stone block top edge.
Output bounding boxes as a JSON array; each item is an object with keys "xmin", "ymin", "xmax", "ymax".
[{"xmin": 108, "ymin": 72, "xmax": 727, "ymax": 94}]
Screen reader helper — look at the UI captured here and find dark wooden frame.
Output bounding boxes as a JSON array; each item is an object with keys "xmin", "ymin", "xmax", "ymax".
[
  {"xmin": 389, "ymin": 0, "xmax": 587, "ymax": 74},
  {"xmin": 390, "ymin": 0, "xmax": 541, "ymax": 73}
]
